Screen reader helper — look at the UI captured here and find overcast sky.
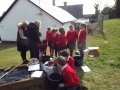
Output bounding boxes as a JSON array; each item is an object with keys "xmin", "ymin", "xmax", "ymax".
[{"xmin": 0, "ymin": 0, "xmax": 115, "ymax": 16}]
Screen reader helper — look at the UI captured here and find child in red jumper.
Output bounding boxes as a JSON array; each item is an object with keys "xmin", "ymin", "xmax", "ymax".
[
  {"xmin": 46, "ymin": 27, "xmax": 53, "ymax": 56},
  {"xmin": 39, "ymin": 40, "xmax": 47, "ymax": 56},
  {"xmin": 59, "ymin": 50, "xmax": 76, "ymax": 72},
  {"xmin": 66, "ymin": 25, "xmax": 78, "ymax": 56},
  {"xmin": 51, "ymin": 29, "xmax": 59, "ymax": 57},
  {"xmin": 78, "ymin": 24, "xmax": 88, "ymax": 65},
  {"xmin": 58, "ymin": 28, "xmax": 67, "ymax": 51},
  {"xmin": 56, "ymin": 56, "xmax": 80, "ymax": 90}
]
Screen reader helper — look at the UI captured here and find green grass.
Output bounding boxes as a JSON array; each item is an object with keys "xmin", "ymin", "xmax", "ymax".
[
  {"xmin": 0, "ymin": 43, "xmax": 30, "ymax": 68},
  {"xmin": 0, "ymin": 19, "xmax": 120, "ymax": 90},
  {"xmin": 82, "ymin": 18, "xmax": 120, "ymax": 90}
]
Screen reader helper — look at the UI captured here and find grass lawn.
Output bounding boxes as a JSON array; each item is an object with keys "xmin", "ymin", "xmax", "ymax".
[
  {"xmin": 0, "ymin": 19, "xmax": 120, "ymax": 90},
  {"xmin": 0, "ymin": 43, "xmax": 30, "ymax": 68}
]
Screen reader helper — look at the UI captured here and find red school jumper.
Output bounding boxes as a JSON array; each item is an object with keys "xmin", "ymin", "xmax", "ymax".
[
  {"xmin": 51, "ymin": 33, "xmax": 59, "ymax": 57},
  {"xmin": 58, "ymin": 34, "xmax": 67, "ymax": 50},
  {"xmin": 52, "ymin": 57, "xmax": 76, "ymax": 72},
  {"xmin": 66, "ymin": 56, "xmax": 76, "ymax": 72},
  {"xmin": 46, "ymin": 30, "xmax": 53, "ymax": 56},
  {"xmin": 78, "ymin": 28, "xmax": 87, "ymax": 44},
  {"xmin": 66, "ymin": 30, "xmax": 78, "ymax": 56},
  {"xmin": 61, "ymin": 64, "xmax": 80, "ymax": 87},
  {"xmin": 51, "ymin": 33, "xmax": 59, "ymax": 48},
  {"xmin": 46, "ymin": 31, "xmax": 52, "ymax": 43},
  {"xmin": 66, "ymin": 30, "xmax": 78, "ymax": 44}
]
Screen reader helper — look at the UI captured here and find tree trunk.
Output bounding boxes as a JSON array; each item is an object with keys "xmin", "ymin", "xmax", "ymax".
[{"xmin": 115, "ymin": 0, "xmax": 120, "ymax": 18}]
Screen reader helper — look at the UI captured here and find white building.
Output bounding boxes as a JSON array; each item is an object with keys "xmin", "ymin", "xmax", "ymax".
[{"xmin": 0, "ymin": 0, "xmax": 76, "ymax": 41}]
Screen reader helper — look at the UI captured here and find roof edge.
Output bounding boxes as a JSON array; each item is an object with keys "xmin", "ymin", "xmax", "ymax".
[
  {"xmin": 0, "ymin": 0, "xmax": 19, "ymax": 22},
  {"xmin": 28, "ymin": 0, "xmax": 65, "ymax": 24},
  {"xmin": 0, "ymin": 0, "xmax": 75, "ymax": 24}
]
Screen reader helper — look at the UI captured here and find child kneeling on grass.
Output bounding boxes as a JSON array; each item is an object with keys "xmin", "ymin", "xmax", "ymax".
[
  {"xmin": 56, "ymin": 56, "xmax": 80, "ymax": 90},
  {"xmin": 59, "ymin": 50, "xmax": 76, "ymax": 72}
]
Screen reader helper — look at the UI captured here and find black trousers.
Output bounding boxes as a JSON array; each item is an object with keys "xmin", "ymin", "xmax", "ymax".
[
  {"xmin": 20, "ymin": 49, "xmax": 28, "ymax": 61},
  {"xmin": 29, "ymin": 41, "xmax": 39, "ymax": 60},
  {"xmin": 80, "ymin": 50, "xmax": 84, "ymax": 59}
]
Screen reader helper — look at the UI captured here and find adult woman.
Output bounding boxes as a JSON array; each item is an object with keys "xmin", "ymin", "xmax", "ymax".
[
  {"xmin": 17, "ymin": 21, "xmax": 29, "ymax": 64},
  {"xmin": 27, "ymin": 20, "xmax": 41, "ymax": 60}
]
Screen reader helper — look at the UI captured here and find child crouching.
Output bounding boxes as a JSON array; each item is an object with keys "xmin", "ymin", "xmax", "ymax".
[{"xmin": 56, "ymin": 56, "xmax": 80, "ymax": 90}]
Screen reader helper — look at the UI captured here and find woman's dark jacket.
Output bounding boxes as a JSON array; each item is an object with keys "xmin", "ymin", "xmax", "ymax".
[{"xmin": 17, "ymin": 28, "xmax": 28, "ymax": 51}]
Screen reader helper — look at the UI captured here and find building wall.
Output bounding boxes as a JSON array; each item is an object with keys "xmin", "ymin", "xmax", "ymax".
[
  {"xmin": 0, "ymin": 0, "xmax": 64, "ymax": 41},
  {"xmin": 62, "ymin": 22, "xmax": 71, "ymax": 31}
]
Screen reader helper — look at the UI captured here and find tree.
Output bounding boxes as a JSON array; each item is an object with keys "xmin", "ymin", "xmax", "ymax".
[
  {"xmin": 101, "ymin": 6, "xmax": 115, "ymax": 18},
  {"xmin": 94, "ymin": 4, "xmax": 100, "ymax": 19},
  {"xmin": 101, "ymin": 7, "xmax": 111, "ymax": 15},
  {"xmin": 115, "ymin": 0, "xmax": 120, "ymax": 18}
]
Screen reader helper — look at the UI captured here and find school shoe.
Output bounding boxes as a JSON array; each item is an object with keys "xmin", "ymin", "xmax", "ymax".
[{"xmin": 23, "ymin": 60, "xmax": 29, "ymax": 64}]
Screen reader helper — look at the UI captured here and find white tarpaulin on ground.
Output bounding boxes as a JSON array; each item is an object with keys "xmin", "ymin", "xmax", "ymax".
[
  {"xmin": 81, "ymin": 66, "xmax": 91, "ymax": 72},
  {"xmin": 31, "ymin": 71, "xmax": 43, "ymax": 78},
  {"xmin": 28, "ymin": 64, "xmax": 40, "ymax": 71}
]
